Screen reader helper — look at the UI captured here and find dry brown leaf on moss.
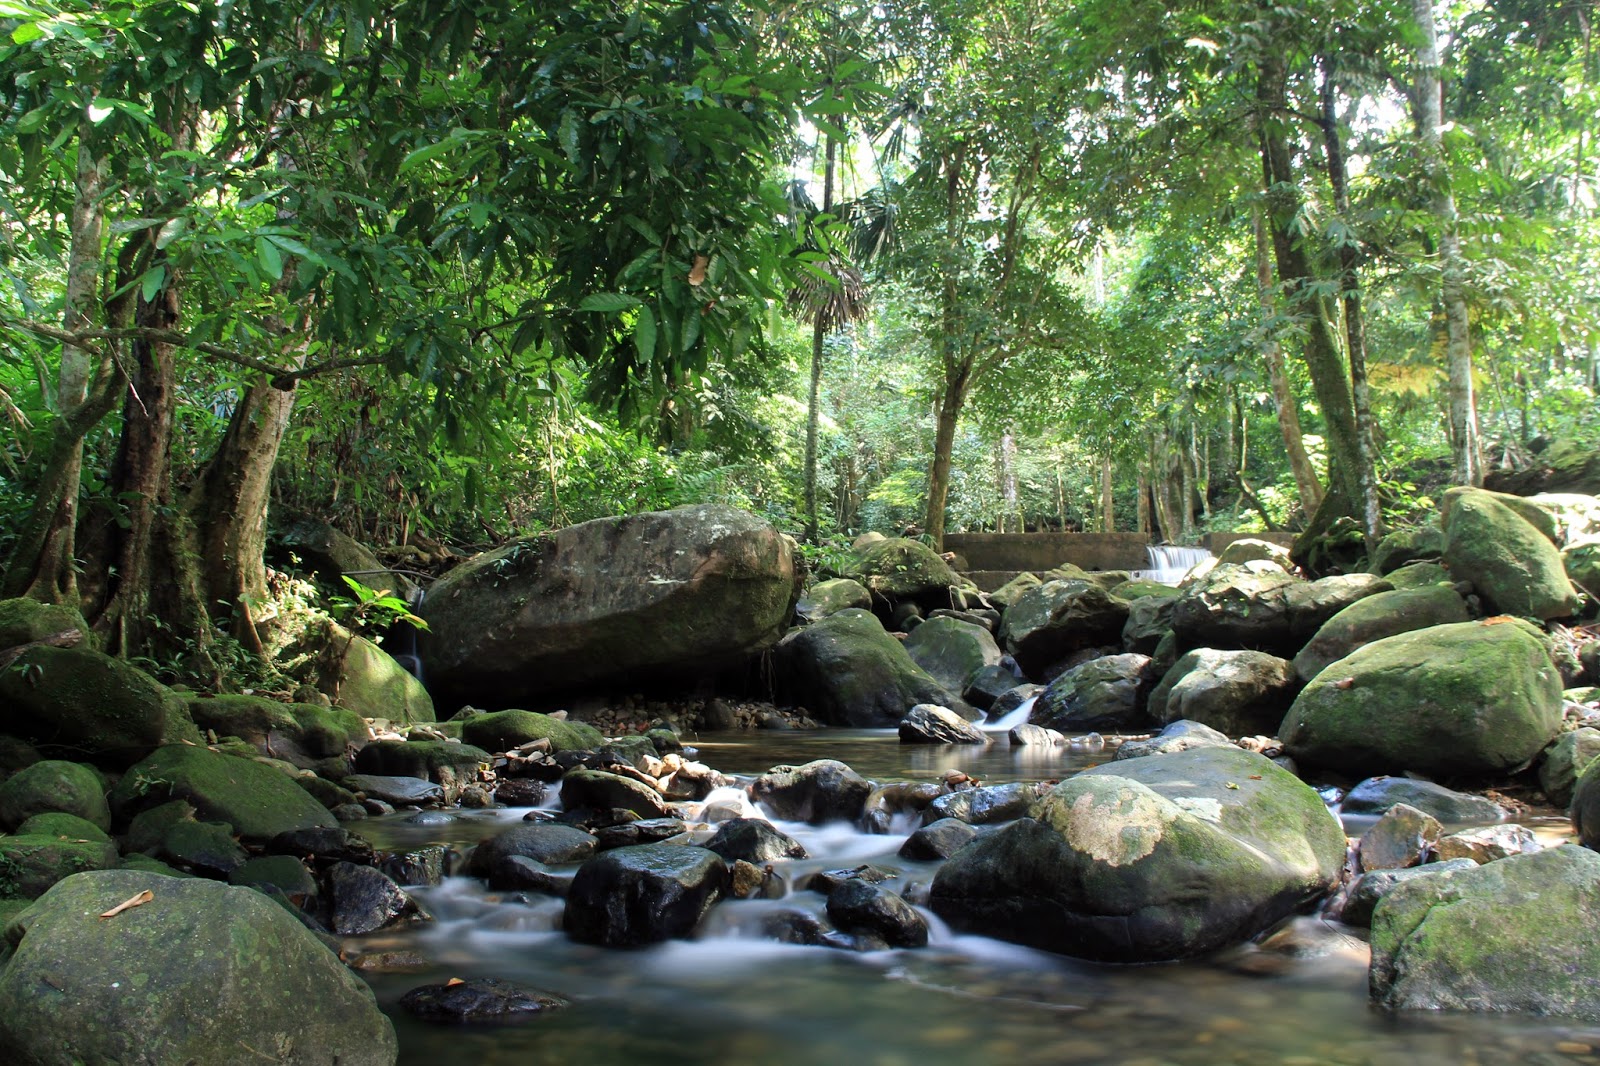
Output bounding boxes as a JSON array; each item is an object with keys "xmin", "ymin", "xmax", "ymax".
[{"xmin": 99, "ymin": 890, "xmax": 154, "ymax": 919}]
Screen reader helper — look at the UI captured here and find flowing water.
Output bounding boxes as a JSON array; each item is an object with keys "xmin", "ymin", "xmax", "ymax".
[
  {"xmin": 1132, "ymin": 544, "xmax": 1215, "ymax": 585},
  {"xmin": 356, "ymin": 730, "xmax": 1600, "ymax": 1066}
]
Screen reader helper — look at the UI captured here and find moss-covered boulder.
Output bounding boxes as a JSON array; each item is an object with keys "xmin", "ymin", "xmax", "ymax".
[
  {"xmin": 1121, "ymin": 591, "xmax": 1178, "ymax": 655},
  {"xmin": 1001, "ymin": 579, "xmax": 1131, "ymax": 678},
  {"xmin": 420, "ymin": 505, "xmax": 798, "ymax": 707},
  {"xmin": 1442, "ymin": 488, "xmax": 1581, "ymax": 620},
  {"xmin": 276, "ymin": 514, "xmax": 418, "ymax": 601},
  {"xmin": 0, "ymin": 759, "xmax": 108, "ymax": 832},
  {"xmin": 775, "ymin": 608, "xmax": 964, "ymax": 727},
  {"xmin": 335, "ymin": 631, "xmax": 435, "ymax": 723},
  {"xmin": 1387, "ymin": 561, "xmax": 1452, "ymax": 589},
  {"xmin": 351, "ymin": 739, "xmax": 490, "ymax": 793},
  {"xmin": 458, "ymin": 709, "xmax": 603, "ymax": 754},
  {"xmin": 0, "ymin": 869, "xmax": 397, "ymax": 1064},
  {"xmin": 185, "ymin": 695, "xmax": 365, "ymax": 774},
  {"xmin": 1565, "ymin": 542, "xmax": 1600, "ymax": 599},
  {"xmin": 1216, "ymin": 538, "xmax": 1293, "ymax": 568},
  {"xmin": 1281, "ymin": 619, "xmax": 1563, "ymax": 779},
  {"xmin": 0, "ymin": 646, "xmax": 184, "ymax": 768},
  {"xmin": 1369, "ymin": 845, "xmax": 1600, "ymax": 1017},
  {"xmin": 1148, "ymin": 649, "xmax": 1297, "ymax": 737},
  {"xmin": 988, "ymin": 572, "xmax": 1044, "ymax": 609},
  {"xmin": 0, "ymin": 597, "xmax": 91, "ymax": 649},
  {"xmin": 842, "ymin": 537, "xmax": 963, "ymax": 609},
  {"xmin": 0, "ymin": 820, "xmax": 121, "ymax": 899},
  {"xmin": 795, "ymin": 578, "xmax": 872, "ymax": 623},
  {"xmin": 1168, "ymin": 562, "xmax": 1298, "ymax": 656},
  {"xmin": 929, "ymin": 746, "xmax": 1345, "ymax": 962},
  {"xmin": 1293, "ymin": 584, "xmax": 1472, "ymax": 683},
  {"xmin": 902, "ymin": 616, "xmax": 1002, "ymax": 695},
  {"xmin": 1035, "ymin": 653, "xmax": 1156, "ymax": 731},
  {"xmin": 110, "ymin": 745, "xmax": 335, "ymax": 843},
  {"xmin": 1543, "ymin": 728, "xmax": 1600, "ymax": 809},
  {"xmin": 1369, "ymin": 526, "xmax": 1446, "ymax": 575},
  {"xmin": 1570, "ymin": 756, "xmax": 1600, "ymax": 850}
]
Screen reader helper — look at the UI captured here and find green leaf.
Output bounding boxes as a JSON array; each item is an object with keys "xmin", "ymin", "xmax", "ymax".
[
  {"xmin": 255, "ymin": 236, "xmax": 283, "ymax": 280},
  {"xmin": 398, "ymin": 138, "xmax": 459, "ymax": 172},
  {"xmin": 15, "ymin": 107, "xmax": 48, "ymax": 135},
  {"xmin": 577, "ymin": 293, "xmax": 641, "ymax": 312},
  {"xmin": 154, "ymin": 217, "xmax": 187, "ymax": 250},
  {"xmin": 139, "ymin": 265, "xmax": 166, "ymax": 303},
  {"xmin": 633, "ymin": 304, "xmax": 657, "ymax": 363}
]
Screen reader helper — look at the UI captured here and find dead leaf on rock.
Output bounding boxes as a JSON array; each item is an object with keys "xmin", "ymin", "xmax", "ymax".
[
  {"xmin": 99, "ymin": 890, "xmax": 154, "ymax": 920},
  {"xmin": 445, "ymin": 977, "xmax": 465, "ymax": 987}
]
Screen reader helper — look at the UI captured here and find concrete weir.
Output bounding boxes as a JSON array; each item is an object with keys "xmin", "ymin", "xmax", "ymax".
[{"xmin": 946, "ymin": 531, "xmax": 1295, "ymax": 592}]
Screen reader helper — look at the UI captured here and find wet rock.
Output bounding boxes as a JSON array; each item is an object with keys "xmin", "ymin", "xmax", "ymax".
[
  {"xmin": 704, "ymin": 818, "xmax": 808, "ymax": 863},
  {"xmin": 903, "ymin": 616, "xmax": 1003, "ymax": 696},
  {"xmin": 1433, "ymin": 824, "xmax": 1541, "ymax": 864},
  {"xmin": 110, "ymin": 744, "xmax": 335, "ymax": 843},
  {"xmin": 987, "ymin": 683, "xmax": 1044, "ymax": 720},
  {"xmin": 861, "ymin": 781, "xmax": 944, "ymax": 834},
  {"xmin": 0, "ymin": 759, "xmax": 108, "ymax": 832},
  {"xmin": 1009, "ymin": 723, "xmax": 1064, "ymax": 747},
  {"xmin": 400, "ymin": 977, "xmax": 568, "ymax": 1023},
  {"xmin": 564, "ymin": 843, "xmax": 729, "ymax": 946},
  {"xmin": 776, "ymin": 609, "xmax": 967, "ymax": 727},
  {"xmin": 1293, "ymin": 585, "xmax": 1472, "ymax": 683},
  {"xmin": 559, "ymin": 769, "xmax": 670, "ymax": 819},
  {"xmin": 826, "ymin": 879, "xmax": 928, "ymax": 948},
  {"xmin": 898, "ymin": 704, "xmax": 990, "ymax": 745},
  {"xmin": 923, "ymin": 782, "xmax": 1042, "ymax": 826},
  {"xmin": 351, "ymin": 741, "xmax": 488, "ymax": 801},
  {"xmin": 1341, "ymin": 777, "xmax": 1505, "ymax": 825},
  {"xmin": 1357, "ymin": 804, "xmax": 1442, "ymax": 873},
  {"xmin": 762, "ymin": 908, "xmax": 834, "ymax": 946},
  {"xmin": 1001, "ymin": 580, "xmax": 1131, "ymax": 678},
  {"xmin": 379, "ymin": 845, "xmax": 449, "ymax": 887},
  {"xmin": 963, "ymin": 663, "xmax": 1022, "ymax": 711},
  {"xmin": 900, "ymin": 817, "xmax": 979, "ymax": 861},
  {"xmin": 1035, "ymin": 653, "xmax": 1155, "ymax": 732},
  {"xmin": 344, "ymin": 774, "xmax": 446, "ymax": 807},
  {"xmin": 157, "ymin": 820, "xmax": 248, "ymax": 877},
  {"xmin": 0, "ymin": 869, "xmax": 397, "ymax": 1063},
  {"xmin": 1113, "ymin": 719, "xmax": 1232, "ymax": 760},
  {"xmin": 327, "ymin": 861, "xmax": 416, "ymax": 934},
  {"xmin": 469, "ymin": 823, "xmax": 598, "ymax": 881},
  {"xmin": 796, "ymin": 577, "xmax": 873, "ymax": 623},
  {"xmin": 0, "ymin": 825, "xmax": 120, "ymax": 899},
  {"xmin": 730, "ymin": 858, "xmax": 785, "ymax": 900},
  {"xmin": 1370, "ymin": 845, "xmax": 1600, "ymax": 1015},
  {"xmin": 267, "ymin": 826, "xmax": 377, "ymax": 867},
  {"xmin": 1282, "ymin": 619, "xmax": 1563, "ymax": 779},
  {"xmin": 1340, "ymin": 858, "xmax": 1478, "ymax": 928},
  {"xmin": 1442, "ymin": 488, "xmax": 1582, "ymax": 620},
  {"xmin": 1148, "ymin": 649, "xmax": 1297, "ymax": 737},
  {"xmin": 493, "ymin": 856, "xmax": 574, "ymax": 896},
  {"xmin": 750, "ymin": 760, "xmax": 872, "ymax": 824},
  {"xmin": 230, "ymin": 854, "xmax": 319, "ymax": 908},
  {"xmin": 594, "ymin": 818, "xmax": 687, "ymax": 850},
  {"xmin": 930, "ymin": 746, "xmax": 1346, "ymax": 963},
  {"xmin": 802, "ymin": 864, "xmax": 898, "ymax": 895},
  {"xmin": 493, "ymin": 778, "xmax": 548, "ymax": 807},
  {"xmin": 1543, "ymin": 728, "xmax": 1600, "ymax": 808}
]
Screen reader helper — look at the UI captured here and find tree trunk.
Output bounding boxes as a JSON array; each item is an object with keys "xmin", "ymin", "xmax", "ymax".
[
  {"xmin": 1257, "ymin": 49, "xmax": 1363, "ymax": 508},
  {"xmin": 1136, "ymin": 464, "xmax": 1152, "ymax": 535},
  {"xmin": 1411, "ymin": 0, "xmax": 1482, "ymax": 487},
  {"xmin": 1252, "ymin": 208, "xmax": 1323, "ymax": 519},
  {"xmin": 999, "ymin": 429, "xmax": 1020, "ymax": 533},
  {"xmin": 803, "ymin": 132, "xmax": 838, "ymax": 544},
  {"xmin": 1100, "ymin": 455, "xmax": 1114, "ymax": 532},
  {"xmin": 925, "ymin": 361, "xmax": 970, "ymax": 550}
]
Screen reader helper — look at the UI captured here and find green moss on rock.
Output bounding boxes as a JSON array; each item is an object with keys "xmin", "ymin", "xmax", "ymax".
[
  {"xmin": 459, "ymin": 710, "xmax": 604, "ymax": 753},
  {"xmin": 0, "ymin": 759, "xmax": 109, "ymax": 832},
  {"xmin": 1442, "ymin": 488, "xmax": 1580, "ymax": 620},
  {"xmin": 0, "ymin": 646, "xmax": 183, "ymax": 768},
  {"xmin": 0, "ymin": 597, "xmax": 91, "ymax": 649},
  {"xmin": 109, "ymin": 745, "xmax": 335, "ymax": 843}
]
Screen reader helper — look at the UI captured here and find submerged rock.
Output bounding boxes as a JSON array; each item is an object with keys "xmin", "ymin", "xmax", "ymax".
[
  {"xmin": 400, "ymin": 977, "xmax": 568, "ymax": 1023},
  {"xmin": 929, "ymin": 746, "xmax": 1345, "ymax": 963}
]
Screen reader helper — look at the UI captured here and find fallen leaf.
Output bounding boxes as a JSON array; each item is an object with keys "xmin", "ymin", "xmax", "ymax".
[
  {"xmin": 99, "ymin": 890, "xmax": 154, "ymax": 919},
  {"xmin": 1482, "ymin": 616, "xmax": 1513, "ymax": 625},
  {"xmin": 687, "ymin": 254, "xmax": 708, "ymax": 286},
  {"xmin": 445, "ymin": 977, "xmax": 465, "ymax": 987},
  {"xmin": 1248, "ymin": 775, "xmax": 1263, "ymax": 780},
  {"xmin": 1225, "ymin": 782, "xmax": 1240, "ymax": 790},
  {"xmin": 1334, "ymin": 677, "xmax": 1355, "ymax": 689}
]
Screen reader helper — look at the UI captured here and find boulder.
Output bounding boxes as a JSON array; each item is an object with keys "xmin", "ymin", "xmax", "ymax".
[
  {"xmin": 343, "ymin": 774, "xmax": 445, "ymax": 806},
  {"xmin": 899, "ymin": 817, "xmax": 979, "ymax": 861},
  {"xmin": 1034, "ymin": 653, "xmax": 1156, "ymax": 732},
  {"xmin": 327, "ymin": 861, "xmax": 415, "ymax": 934},
  {"xmin": 110, "ymin": 745, "xmax": 336, "ymax": 842},
  {"xmin": 1148, "ymin": 650, "xmax": 1297, "ymax": 737},
  {"xmin": 898, "ymin": 704, "xmax": 990, "ymax": 745},
  {"xmin": 420, "ymin": 505, "xmax": 798, "ymax": 705},
  {"xmin": 795, "ymin": 578, "xmax": 872, "ymax": 623},
  {"xmin": 842, "ymin": 538, "xmax": 963, "ymax": 610},
  {"xmin": 1433, "ymin": 824, "xmax": 1540, "ymax": 864},
  {"xmin": 1121, "ymin": 593, "xmax": 1177, "ymax": 655},
  {"xmin": 923, "ymin": 782, "xmax": 1043, "ymax": 826},
  {"xmin": 1368, "ymin": 527, "xmax": 1446, "ymax": 575},
  {"xmin": 331, "ymin": 630, "xmax": 435, "ymax": 724},
  {"xmin": 1114, "ymin": 719, "xmax": 1233, "ymax": 761},
  {"xmin": 1340, "ymin": 859, "xmax": 1478, "ymax": 928},
  {"xmin": 1282, "ymin": 574, "xmax": 1392, "ymax": 645},
  {"xmin": 1484, "ymin": 439, "xmax": 1600, "ymax": 497},
  {"xmin": 1009, "ymin": 723, "xmax": 1064, "ymax": 747},
  {"xmin": 929, "ymin": 746, "xmax": 1346, "ymax": 962},
  {"xmin": 1001, "ymin": 580, "xmax": 1131, "ymax": 678},
  {"xmin": 0, "ymin": 828, "xmax": 120, "ymax": 899},
  {"xmin": 0, "ymin": 646, "xmax": 187, "ymax": 768},
  {"xmin": 1386, "ymin": 561, "xmax": 1453, "ymax": 589},
  {"xmin": 0, "ymin": 759, "xmax": 108, "ymax": 831},
  {"xmin": 1370, "ymin": 845, "xmax": 1600, "ymax": 1015},
  {"xmin": 230, "ymin": 855, "xmax": 320, "ymax": 907},
  {"xmin": 400, "ymin": 977, "xmax": 567, "ymax": 1023},
  {"xmin": 352, "ymin": 740, "xmax": 489, "ymax": 801},
  {"xmin": 560, "ymin": 769, "xmax": 670, "ymax": 819},
  {"xmin": 1293, "ymin": 585, "xmax": 1472, "ymax": 682},
  {"xmin": 1281, "ymin": 619, "xmax": 1563, "ymax": 779},
  {"xmin": 563, "ymin": 843, "xmax": 729, "ymax": 946},
  {"xmin": 469, "ymin": 823, "xmax": 598, "ymax": 880},
  {"xmin": 1442, "ymin": 488, "xmax": 1581, "ymax": 620},
  {"xmin": 750, "ymin": 760, "xmax": 872, "ymax": 824},
  {"xmin": 825, "ymin": 879, "xmax": 928, "ymax": 948},
  {"xmin": 1341, "ymin": 776, "xmax": 1507, "ymax": 826},
  {"xmin": 1357, "ymin": 803, "xmax": 1442, "ymax": 873},
  {"xmin": 776, "ymin": 609, "xmax": 965, "ymax": 727},
  {"xmin": 0, "ymin": 870, "xmax": 397, "ymax": 1063},
  {"xmin": 1543, "ymin": 728, "xmax": 1600, "ymax": 809},
  {"xmin": 988, "ymin": 572, "xmax": 1044, "ymax": 609},
  {"xmin": 0, "ymin": 596, "xmax": 91, "ymax": 649},
  {"xmin": 1215, "ymin": 538, "xmax": 1293, "ymax": 569},
  {"xmin": 903, "ymin": 616, "xmax": 1002, "ymax": 695},
  {"xmin": 1569, "ymin": 757, "xmax": 1600, "ymax": 850},
  {"xmin": 704, "ymin": 818, "xmax": 808, "ymax": 863},
  {"xmin": 185, "ymin": 695, "xmax": 365, "ymax": 773},
  {"xmin": 155, "ymin": 821, "xmax": 249, "ymax": 877},
  {"xmin": 963, "ymin": 663, "xmax": 1024, "ymax": 710},
  {"xmin": 1441, "ymin": 485, "xmax": 1561, "ymax": 543},
  {"xmin": 1168, "ymin": 563, "xmax": 1298, "ymax": 655},
  {"xmin": 276, "ymin": 515, "xmax": 418, "ymax": 600},
  {"xmin": 459, "ymin": 710, "xmax": 604, "ymax": 753}
]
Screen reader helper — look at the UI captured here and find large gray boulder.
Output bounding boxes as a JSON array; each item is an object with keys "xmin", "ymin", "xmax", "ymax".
[
  {"xmin": 1148, "ymin": 649, "xmax": 1297, "ymax": 737},
  {"xmin": 841, "ymin": 538, "xmax": 964, "ymax": 610},
  {"xmin": 903, "ymin": 616, "xmax": 1002, "ymax": 695},
  {"xmin": 1370, "ymin": 845, "xmax": 1600, "ymax": 1016},
  {"xmin": 1168, "ymin": 562, "xmax": 1297, "ymax": 655},
  {"xmin": 1442, "ymin": 488, "xmax": 1581, "ymax": 621},
  {"xmin": 564, "ymin": 844, "xmax": 729, "ymax": 946},
  {"xmin": 420, "ymin": 505, "xmax": 798, "ymax": 705},
  {"xmin": 1001, "ymin": 579, "xmax": 1130, "ymax": 678},
  {"xmin": 776, "ymin": 609, "xmax": 964, "ymax": 727},
  {"xmin": 1281, "ymin": 619, "xmax": 1563, "ymax": 779},
  {"xmin": 1293, "ymin": 585, "xmax": 1471, "ymax": 682},
  {"xmin": 1034, "ymin": 653, "xmax": 1156, "ymax": 732},
  {"xmin": 0, "ymin": 870, "xmax": 397, "ymax": 1064},
  {"xmin": 929, "ymin": 746, "xmax": 1345, "ymax": 963}
]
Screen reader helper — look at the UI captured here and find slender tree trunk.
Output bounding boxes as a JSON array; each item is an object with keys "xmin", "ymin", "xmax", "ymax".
[
  {"xmin": 998, "ymin": 429, "xmax": 1020, "ymax": 533},
  {"xmin": 925, "ymin": 143, "xmax": 969, "ymax": 551},
  {"xmin": 1252, "ymin": 208, "xmax": 1323, "ymax": 519},
  {"xmin": 1319, "ymin": 65, "xmax": 1384, "ymax": 546},
  {"xmin": 1257, "ymin": 49, "xmax": 1363, "ymax": 508},
  {"xmin": 1411, "ymin": 0, "xmax": 1481, "ymax": 487},
  {"xmin": 925, "ymin": 361, "xmax": 970, "ymax": 550},
  {"xmin": 1100, "ymin": 455, "xmax": 1114, "ymax": 533},
  {"xmin": 803, "ymin": 132, "xmax": 838, "ymax": 544},
  {"xmin": 1135, "ymin": 464, "xmax": 1152, "ymax": 536}
]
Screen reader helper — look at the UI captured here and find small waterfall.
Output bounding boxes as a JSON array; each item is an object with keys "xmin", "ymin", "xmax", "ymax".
[
  {"xmin": 1132, "ymin": 544, "xmax": 1213, "ymax": 585},
  {"xmin": 981, "ymin": 695, "xmax": 1036, "ymax": 733}
]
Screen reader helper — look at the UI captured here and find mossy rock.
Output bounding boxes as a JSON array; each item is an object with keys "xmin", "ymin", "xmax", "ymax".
[
  {"xmin": 775, "ymin": 608, "xmax": 965, "ymax": 727},
  {"xmin": 1147, "ymin": 649, "xmax": 1297, "ymax": 737},
  {"xmin": 902, "ymin": 616, "xmax": 1002, "ymax": 696},
  {"xmin": 352, "ymin": 739, "xmax": 489, "ymax": 787},
  {"xmin": 0, "ymin": 597, "xmax": 92, "ymax": 649},
  {"xmin": 15, "ymin": 812, "xmax": 110, "ymax": 843},
  {"xmin": 0, "ymin": 869, "xmax": 397, "ymax": 1064},
  {"xmin": 125, "ymin": 800, "xmax": 199, "ymax": 855},
  {"xmin": 335, "ymin": 631, "xmax": 435, "ymax": 724},
  {"xmin": 1292, "ymin": 584, "xmax": 1472, "ymax": 683},
  {"xmin": 0, "ymin": 831, "xmax": 120, "ymax": 899},
  {"xmin": 1565, "ymin": 542, "xmax": 1600, "ymax": 599},
  {"xmin": 459, "ymin": 710, "xmax": 603, "ymax": 754},
  {"xmin": 1001, "ymin": 579, "xmax": 1132, "ymax": 677},
  {"xmin": 1167, "ymin": 563, "xmax": 1298, "ymax": 656},
  {"xmin": 1542, "ymin": 728, "xmax": 1600, "ymax": 809},
  {"xmin": 0, "ymin": 646, "xmax": 184, "ymax": 768},
  {"xmin": 1281, "ymin": 618, "xmax": 1563, "ymax": 779},
  {"xmin": 843, "ymin": 538, "xmax": 962, "ymax": 607},
  {"xmin": 1442, "ymin": 488, "xmax": 1581, "ymax": 620},
  {"xmin": 185, "ymin": 695, "xmax": 365, "ymax": 772},
  {"xmin": 1386, "ymin": 561, "xmax": 1452, "ymax": 590},
  {"xmin": 795, "ymin": 578, "xmax": 872, "ymax": 623},
  {"xmin": 1036, "ymin": 653, "xmax": 1157, "ymax": 732},
  {"xmin": 297, "ymin": 775, "xmax": 359, "ymax": 810},
  {"xmin": 109, "ymin": 745, "xmax": 336, "ymax": 843},
  {"xmin": 1370, "ymin": 845, "xmax": 1600, "ymax": 1016},
  {"xmin": 930, "ymin": 746, "xmax": 1345, "ymax": 963},
  {"xmin": 1368, "ymin": 526, "xmax": 1446, "ymax": 575},
  {"xmin": 0, "ymin": 760, "xmax": 109, "ymax": 832},
  {"xmin": 988, "ymin": 572, "xmax": 1044, "ymax": 609}
]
